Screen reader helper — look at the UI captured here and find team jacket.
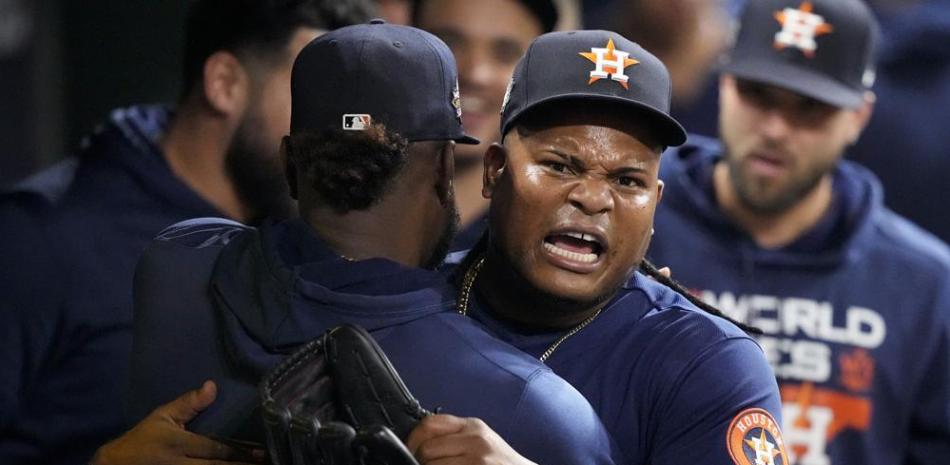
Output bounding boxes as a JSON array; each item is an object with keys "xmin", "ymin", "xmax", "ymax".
[
  {"xmin": 127, "ymin": 218, "xmax": 618, "ymax": 465},
  {"xmin": 462, "ymin": 271, "xmax": 785, "ymax": 465},
  {"xmin": 0, "ymin": 105, "xmax": 221, "ymax": 465},
  {"xmin": 649, "ymin": 136, "xmax": 950, "ymax": 465},
  {"xmin": 846, "ymin": 2, "xmax": 950, "ymax": 244}
]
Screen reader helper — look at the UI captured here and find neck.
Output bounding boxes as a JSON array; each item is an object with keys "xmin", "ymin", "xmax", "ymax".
[
  {"xmin": 455, "ymin": 161, "xmax": 490, "ymax": 227},
  {"xmin": 161, "ymin": 103, "xmax": 251, "ymax": 222},
  {"xmin": 303, "ymin": 195, "xmax": 431, "ymax": 269},
  {"xmin": 713, "ymin": 161, "xmax": 833, "ymax": 249},
  {"xmin": 472, "ymin": 244, "xmax": 606, "ymax": 331}
]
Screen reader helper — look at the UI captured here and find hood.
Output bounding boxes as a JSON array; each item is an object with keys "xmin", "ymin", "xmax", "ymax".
[
  {"xmin": 659, "ymin": 135, "xmax": 883, "ymax": 268},
  {"xmin": 1, "ymin": 105, "xmax": 170, "ymax": 204},
  {"xmin": 209, "ymin": 220, "xmax": 454, "ymax": 373},
  {"xmin": 80, "ymin": 104, "xmax": 171, "ymax": 163},
  {"xmin": 73, "ymin": 104, "xmax": 218, "ymax": 214}
]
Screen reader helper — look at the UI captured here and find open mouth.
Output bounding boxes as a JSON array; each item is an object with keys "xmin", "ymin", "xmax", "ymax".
[{"xmin": 543, "ymin": 231, "xmax": 606, "ymax": 271}]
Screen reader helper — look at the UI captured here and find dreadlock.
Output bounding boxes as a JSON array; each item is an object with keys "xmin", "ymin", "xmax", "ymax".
[
  {"xmin": 638, "ymin": 258, "xmax": 761, "ymax": 335},
  {"xmin": 455, "ymin": 232, "xmax": 761, "ymax": 335}
]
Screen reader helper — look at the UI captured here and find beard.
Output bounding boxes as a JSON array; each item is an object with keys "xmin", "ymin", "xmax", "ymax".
[
  {"xmin": 723, "ymin": 140, "xmax": 835, "ymax": 216},
  {"xmin": 225, "ymin": 116, "xmax": 296, "ymax": 224},
  {"xmin": 423, "ymin": 198, "xmax": 461, "ymax": 270}
]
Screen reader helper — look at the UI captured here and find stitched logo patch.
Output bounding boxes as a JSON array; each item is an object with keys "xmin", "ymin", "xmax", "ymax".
[
  {"xmin": 727, "ymin": 408, "xmax": 788, "ymax": 465},
  {"xmin": 579, "ymin": 38, "xmax": 638, "ymax": 89},
  {"xmin": 773, "ymin": 1, "xmax": 833, "ymax": 58}
]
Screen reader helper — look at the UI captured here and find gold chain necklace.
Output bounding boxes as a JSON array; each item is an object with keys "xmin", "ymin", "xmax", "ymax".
[{"xmin": 457, "ymin": 256, "xmax": 603, "ymax": 363}]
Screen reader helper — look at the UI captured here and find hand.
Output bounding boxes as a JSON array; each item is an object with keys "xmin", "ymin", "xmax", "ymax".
[
  {"xmin": 90, "ymin": 380, "xmax": 265, "ymax": 465},
  {"xmin": 657, "ymin": 266, "xmax": 671, "ymax": 278},
  {"xmin": 406, "ymin": 414, "xmax": 538, "ymax": 465}
]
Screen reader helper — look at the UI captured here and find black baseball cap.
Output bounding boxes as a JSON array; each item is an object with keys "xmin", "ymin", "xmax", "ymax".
[
  {"xmin": 290, "ymin": 19, "xmax": 479, "ymax": 144},
  {"xmin": 720, "ymin": 0, "xmax": 879, "ymax": 109},
  {"xmin": 500, "ymin": 30, "xmax": 687, "ymax": 147}
]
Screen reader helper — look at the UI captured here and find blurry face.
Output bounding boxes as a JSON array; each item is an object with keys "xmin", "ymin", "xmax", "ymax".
[
  {"xmin": 227, "ymin": 28, "xmax": 319, "ymax": 221},
  {"xmin": 416, "ymin": 0, "xmax": 542, "ymax": 164},
  {"xmin": 719, "ymin": 75, "xmax": 866, "ymax": 214},
  {"xmin": 485, "ymin": 110, "xmax": 664, "ymax": 305}
]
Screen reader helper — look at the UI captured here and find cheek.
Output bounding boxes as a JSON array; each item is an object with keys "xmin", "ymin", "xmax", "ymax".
[
  {"xmin": 258, "ymin": 76, "xmax": 292, "ymax": 146},
  {"xmin": 610, "ymin": 197, "xmax": 658, "ymax": 256}
]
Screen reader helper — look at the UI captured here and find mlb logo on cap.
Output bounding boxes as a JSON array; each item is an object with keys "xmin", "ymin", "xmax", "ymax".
[
  {"xmin": 290, "ymin": 20, "xmax": 478, "ymax": 144},
  {"xmin": 343, "ymin": 114, "xmax": 372, "ymax": 131}
]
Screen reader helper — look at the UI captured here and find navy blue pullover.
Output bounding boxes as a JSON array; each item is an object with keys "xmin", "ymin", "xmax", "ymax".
[
  {"xmin": 128, "ymin": 218, "xmax": 619, "ymax": 465},
  {"xmin": 649, "ymin": 135, "xmax": 950, "ymax": 465},
  {"xmin": 0, "ymin": 106, "xmax": 221, "ymax": 464}
]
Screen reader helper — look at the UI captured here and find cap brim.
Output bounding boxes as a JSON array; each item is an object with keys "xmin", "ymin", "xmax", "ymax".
[
  {"xmin": 720, "ymin": 58, "xmax": 864, "ymax": 109},
  {"xmin": 504, "ymin": 93, "xmax": 688, "ymax": 147},
  {"xmin": 455, "ymin": 134, "xmax": 480, "ymax": 145}
]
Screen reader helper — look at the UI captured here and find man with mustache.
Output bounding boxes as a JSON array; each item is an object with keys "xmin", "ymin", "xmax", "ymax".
[
  {"xmin": 118, "ymin": 21, "xmax": 616, "ymax": 465},
  {"xmin": 454, "ymin": 30, "xmax": 785, "ymax": 465},
  {"xmin": 647, "ymin": 0, "xmax": 950, "ymax": 464},
  {"xmin": 98, "ymin": 27, "xmax": 784, "ymax": 465}
]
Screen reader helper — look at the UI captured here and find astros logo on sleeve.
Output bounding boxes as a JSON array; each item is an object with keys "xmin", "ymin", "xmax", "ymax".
[{"xmin": 727, "ymin": 408, "xmax": 788, "ymax": 465}]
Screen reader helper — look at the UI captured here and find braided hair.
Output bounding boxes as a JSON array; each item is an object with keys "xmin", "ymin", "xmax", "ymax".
[
  {"xmin": 637, "ymin": 258, "xmax": 761, "ymax": 334},
  {"xmin": 455, "ymin": 232, "xmax": 761, "ymax": 335}
]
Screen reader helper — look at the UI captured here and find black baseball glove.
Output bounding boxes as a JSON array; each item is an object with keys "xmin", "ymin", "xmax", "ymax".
[{"xmin": 260, "ymin": 324, "xmax": 431, "ymax": 465}]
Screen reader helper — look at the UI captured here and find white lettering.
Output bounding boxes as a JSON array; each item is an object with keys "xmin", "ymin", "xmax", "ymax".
[
  {"xmin": 700, "ymin": 292, "xmax": 887, "ymax": 349},
  {"xmin": 759, "ymin": 336, "xmax": 831, "ymax": 383},
  {"xmin": 782, "ymin": 403, "xmax": 832, "ymax": 465}
]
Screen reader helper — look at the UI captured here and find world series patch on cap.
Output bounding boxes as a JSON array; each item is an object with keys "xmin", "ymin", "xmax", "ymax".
[
  {"xmin": 500, "ymin": 30, "xmax": 687, "ymax": 147},
  {"xmin": 720, "ymin": 0, "xmax": 879, "ymax": 108}
]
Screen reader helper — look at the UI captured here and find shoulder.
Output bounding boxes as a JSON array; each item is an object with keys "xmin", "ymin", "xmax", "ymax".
[
  {"xmin": 868, "ymin": 207, "xmax": 950, "ymax": 273},
  {"xmin": 621, "ymin": 273, "xmax": 755, "ymax": 348},
  {"xmin": 136, "ymin": 218, "xmax": 254, "ymax": 304},
  {"xmin": 153, "ymin": 217, "xmax": 252, "ymax": 248},
  {"xmin": 0, "ymin": 158, "xmax": 79, "ymax": 207},
  {"xmin": 423, "ymin": 312, "xmax": 557, "ymax": 382}
]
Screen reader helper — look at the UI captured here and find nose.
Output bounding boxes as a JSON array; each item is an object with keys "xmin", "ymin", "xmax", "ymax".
[
  {"xmin": 567, "ymin": 176, "xmax": 614, "ymax": 215},
  {"xmin": 757, "ymin": 107, "xmax": 793, "ymax": 142},
  {"xmin": 459, "ymin": 47, "xmax": 497, "ymax": 91}
]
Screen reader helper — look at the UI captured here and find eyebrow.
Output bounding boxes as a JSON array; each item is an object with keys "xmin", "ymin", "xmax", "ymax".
[
  {"xmin": 548, "ymin": 150, "xmax": 586, "ymax": 169},
  {"xmin": 547, "ymin": 149, "xmax": 650, "ymax": 175}
]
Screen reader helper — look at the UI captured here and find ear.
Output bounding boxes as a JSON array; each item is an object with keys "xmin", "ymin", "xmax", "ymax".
[
  {"xmin": 435, "ymin": 141, "xmax": 456, "ymax": 207},
  {"xmin": 281, "ymin": 136, "xmax": 298, "ymax": 200},
  {"xmin": 846, "ymin": 91, "xmax": 875, "ymax": 145},
  {"xmin": 482, "ymin": 143, "xmax": 508, "ymax": 199},
  {"xmin": 202, "ymin": 51, "xmax": 250, "ymax": 117},
  {"xmin": 656, "ymin": 178, "xmax": 665, "ymax": 204}
]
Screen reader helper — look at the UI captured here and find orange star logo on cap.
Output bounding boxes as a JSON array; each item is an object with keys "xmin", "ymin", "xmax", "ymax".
[
  {"xmin": 579, "ymin": 38, "xmax": 639, "ymax": 89},
  {"xmin": 773, "ymin": 1, "xmax": 833, "ymax": 58}
]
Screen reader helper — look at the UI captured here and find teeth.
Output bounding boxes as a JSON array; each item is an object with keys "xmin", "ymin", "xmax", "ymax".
[
  {"xmin": 544, "ymin": 242, "xmax": 598, "ymax": 264},
  {"xmin": 564, "ymin": 232, "xmax": 598, "ymax": 244}
]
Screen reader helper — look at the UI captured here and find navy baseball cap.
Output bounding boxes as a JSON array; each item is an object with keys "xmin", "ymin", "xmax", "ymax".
[
  {"xmin": 720, "ymin": 0, "xmax": 879, "ymax": 109},
  {"xmin": 290, "ymin": 19, "xmax": 478, "ymax": 144},
  {"xmin": 500, "ymin": 30, "xmax": 687, "ymax": 147}
]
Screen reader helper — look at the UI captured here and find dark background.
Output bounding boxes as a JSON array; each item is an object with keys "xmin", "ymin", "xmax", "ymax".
[{"xmin": 0, "ymin": 0, "xmax": 187, "ymax": 185}]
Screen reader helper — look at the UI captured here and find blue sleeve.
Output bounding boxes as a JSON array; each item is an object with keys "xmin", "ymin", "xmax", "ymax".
[
  {"xmin": 906, "ymin": 283, "xmax": 950, "ymax": 465},
  {"xmin": 0, "ymin": 200, "xmax": 64, "ymax": 429},
  {"xmin": 652, "ymin": 337, "xmax": 785, "ymax": 465},
  {"xmin": 511, "ymin": 369, "xmax": 619, "ymax": 465}
]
